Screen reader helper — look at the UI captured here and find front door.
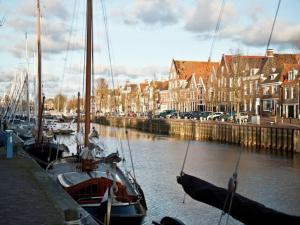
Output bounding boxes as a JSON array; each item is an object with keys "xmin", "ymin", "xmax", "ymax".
[{"xmin": 288, "ymin": 105, "xmax": 294, "ymax": 118}]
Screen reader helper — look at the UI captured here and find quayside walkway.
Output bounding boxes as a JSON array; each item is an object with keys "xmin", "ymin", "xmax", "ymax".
[{"xmin": 0, "ymin": 148, "xmax": 97, "ymax": 225}]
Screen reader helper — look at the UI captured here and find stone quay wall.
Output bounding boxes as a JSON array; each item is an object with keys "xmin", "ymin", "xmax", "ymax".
[{"xmin": 95, "ymin": 116, "xmax": 300, "ymax": 153}]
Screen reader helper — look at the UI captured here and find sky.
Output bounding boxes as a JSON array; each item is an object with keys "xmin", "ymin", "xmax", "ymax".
[{"xmin": 0, "ymin": 0, "xmax": 299, "ymax": 98}]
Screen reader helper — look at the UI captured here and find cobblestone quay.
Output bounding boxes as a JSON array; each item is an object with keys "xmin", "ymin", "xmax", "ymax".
[
  {"xmin": 95, "ymin": 117, "xmax": 300, "ymax": 153},
  {"xmin": 0, "ymin": 148, "xmax": 97, "ymax": 225}
]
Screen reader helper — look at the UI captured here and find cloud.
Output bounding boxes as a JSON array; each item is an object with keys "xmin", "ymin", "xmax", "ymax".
[
  {"xmin": 0, "ymin": 70, "xmax": 17, "ymax": 82},
  {"xmin": 7, "ymin": 30, "xmax": 85, "ymax": 58},
  {"xmin": 19, "ymin": 0, "xmax": 69, "ymax": 20},
  {"xmin": 182, "ymin": 0, "xmax": 300, "ymax": 50},
  {"xmin": 219, "ymin": 20, "xmax": 300, "ymax": 49},
  {"xmin": 70, "ymin": 63, "xmax": 168, "ymax": 87},
  {"xmin": 184, "ymin": 0, "xmax": 236, "ymax": 33},
  {"xmin": 114, "ymin": 0, "xmax": 181, "ymax": 26}
]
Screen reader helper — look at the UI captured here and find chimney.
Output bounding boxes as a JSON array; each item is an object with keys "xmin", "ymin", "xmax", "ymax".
[{"xmin": 266, "ymin": 49, "xmax": 274, "ymax": 57}]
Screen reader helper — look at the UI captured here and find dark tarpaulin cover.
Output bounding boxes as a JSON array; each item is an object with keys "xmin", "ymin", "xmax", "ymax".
[{"xmin": 177, "ymin": 173, "xmax": 300, "ymax": 225}]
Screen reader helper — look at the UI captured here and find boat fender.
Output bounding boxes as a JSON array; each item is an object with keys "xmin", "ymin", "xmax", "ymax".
[{"xmin": 152, "ymin": 217, "xmax": 186, "ymax": 225}]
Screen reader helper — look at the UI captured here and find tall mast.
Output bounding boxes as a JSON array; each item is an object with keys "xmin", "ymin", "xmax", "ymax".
[
  {"xmin": 84, "ymin": 0, "xmax": 92, "ymax": 146},
  {"xmin": 36, "ymin": 0, "xmax": 42, "ymax": 143},
  {"xmin": 77, "ymin": 92, "xmax": 80, "ymax": 133},
  {"xmin": 25, "ymin": 33, "xmax": 30, "ymax": 125}
]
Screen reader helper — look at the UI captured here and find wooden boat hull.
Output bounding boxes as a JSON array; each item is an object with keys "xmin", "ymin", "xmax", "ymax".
[
  {"xmin": 53, "ymin": 129, "xmax": 74, "ymax": 135},
  {"xmin": 83, "ymin": 202, "xmax": 146, "ymax": 225},
  {"xmin": 23, "ymin": 142, "xmax": 66, "ymax": 168}
]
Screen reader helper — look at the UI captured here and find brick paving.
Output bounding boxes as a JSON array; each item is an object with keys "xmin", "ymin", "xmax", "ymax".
[{"xmin": 0, "ymin": 149, "xmax": 97, "ymax": 225}]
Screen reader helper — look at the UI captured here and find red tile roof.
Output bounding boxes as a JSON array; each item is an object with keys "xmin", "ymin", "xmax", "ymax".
[
  {"xmin": 281, "ymin": 64, "xmax": 300, "ymax": 86},
  {"xmin": 173, "ymin": 60, "xmax": 219, "ymax": 83},
  {"xmin": 139, "ymin": 83, "xmax": 147, "ymax": 92}
]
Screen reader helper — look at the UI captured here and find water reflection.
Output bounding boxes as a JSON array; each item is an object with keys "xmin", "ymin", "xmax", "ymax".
[{"xmin": 60, "ymin": 124, "xmax": 300, "ymax": 225}]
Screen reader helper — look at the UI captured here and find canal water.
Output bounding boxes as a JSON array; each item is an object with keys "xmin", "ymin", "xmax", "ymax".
[{"xmin": 59, "ymin": 124, "xmax": 300, "ymax": 225}]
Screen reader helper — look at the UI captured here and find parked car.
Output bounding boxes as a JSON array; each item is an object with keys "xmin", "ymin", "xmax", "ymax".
[
  {"xmin": 168, "ymin": 112, "xmax": 179, "ymax": 119},
  {"xmin": 217, "ymin": 113, "xmax": 232, "ymax": 122},
  {"xmin": 234, "ymin": 112, "xmax": 249, "ymax": 123},
  {"xmin": 189, "ymin": 111, "xmax": 203, "ymax": 120},
  {"xmin": 179, "ymin": 112, "xmax": 193, "ymax": 119},
  {"xmin": 127, "ymin": 111, "xmax": 136, "ymax": 117},
  {"xmin": 159, "ymin": 110, "xmax": 176, "ymax": 118},
  {"xmin": 200, "ymin": 111, "xmax": 213, "ymax": 120},
  {"xmin": 207, "ymin": 112, "xmax": 224, "ymax": 120},
  {"xmin": 117, "ymin": 111, "xmax": 125, "ymax": 117}
]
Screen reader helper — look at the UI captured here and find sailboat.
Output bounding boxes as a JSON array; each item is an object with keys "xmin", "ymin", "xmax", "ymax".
[
  {"xmin": 47, "ymin": 1, "xmax": 147, "ymax": 224},
  {"xmin": 23, "ymin": 0, "xmax": 68, "ymax": 168},
  {"xmin": 153, "ymin": 173, "xmax": 300, "ymax": 225}
]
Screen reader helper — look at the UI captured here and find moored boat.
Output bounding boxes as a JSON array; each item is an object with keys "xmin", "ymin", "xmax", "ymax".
[
  {"xmin": 47, "ymin": 151, "xmax": 147, "ymax": 225},
  {"xmin": 23, "ymin": 0, "xmax": 68, "ymax": 167}
]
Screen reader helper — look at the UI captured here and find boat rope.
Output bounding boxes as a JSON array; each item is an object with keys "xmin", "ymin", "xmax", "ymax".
[
  {"xmin": 180, "ymin": 139, "xmax": 191, "ymax": 204},
  {"xmin": 208, "ymin": 0, "xmax": 226, "ymax": 62},
  {"xmin": 217, "ymin": 148, "xmax": 242, "ymax": 225},
  {"xmin": 99, "ymin": 0, "xmax": 118, "ymax": 114},
  {"xmin": 218, "ymin": 3, "xmax": 282, "ymax": 223},
  {"xmin": 99, "ymin": 0, "xmax": 124, "ymax": 154},
  {"xmin": 60, "ymin": 0, "xmax": 78, "ymax": 95},
  {"xmin": 266, "ymin": 0, "xmax": 281, "ymax": 52},
  {"xmin": 82, "ymin": 0, "xmax": 87, "ymax": 108},
  {"xmin": 180, "ymin": 139, "xmax": 191, "ymax": 175},
  {"xmin": 125, "ymin": 130, "xmax": 136, "ymax": 181}
]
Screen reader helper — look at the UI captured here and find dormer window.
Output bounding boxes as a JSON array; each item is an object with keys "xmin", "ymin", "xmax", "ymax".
[
  {"xmin": 288, "ymin": 71, "xmax": 296, "ymax": 81},
  {"xmin": 250, "ymin": 68, "xmax": 259, "ymax": 76},
  {"xmin": 270, "ymin": 74, "xmax": 277, "ymax": 80}
]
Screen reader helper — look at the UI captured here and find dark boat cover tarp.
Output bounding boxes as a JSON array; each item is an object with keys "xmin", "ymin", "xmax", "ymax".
[{"xmin": 177, "ymin": 173, "xmax": 300, "ymax": 225}]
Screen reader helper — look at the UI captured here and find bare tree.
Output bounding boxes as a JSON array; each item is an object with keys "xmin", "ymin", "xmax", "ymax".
[
  {"xmin": 53, "ymin": 94, "xmax": 67, "ymax": 112},
  {"xmin": 0, "ymin": 16, "xmax": 5, "ymax": 27}
]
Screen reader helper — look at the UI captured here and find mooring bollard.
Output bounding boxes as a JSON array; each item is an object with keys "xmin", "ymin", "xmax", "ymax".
[
  {"xmin": 5, "ymin": 130, "xmax": 13, "ymax": 159},
  {"xmin": 64, "ymin": 209, "xmax": 81, "ymax": 225}
]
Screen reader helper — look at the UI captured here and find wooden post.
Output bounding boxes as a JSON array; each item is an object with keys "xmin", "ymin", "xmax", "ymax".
[{"xmin": 84, "ymin": 0, "xmax": 92, "ymax": 147}]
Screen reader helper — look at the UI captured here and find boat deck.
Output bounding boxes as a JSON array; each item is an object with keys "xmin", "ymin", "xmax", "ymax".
[
  {"xmin": 0, "ymin": 148, "xmax": 98, "ymax": 225},
  {"xmin": 49, "ymin": 156, "xmax": 138, "ymax": 196}
]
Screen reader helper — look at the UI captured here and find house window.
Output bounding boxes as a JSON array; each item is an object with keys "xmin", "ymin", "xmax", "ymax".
[
  {"xmin": 229, "ymin": 78, "xmax": 233, "ymax": 87},
  {"xmin": 250, "ymin": 68, "xmax": 259, "ymax": 76},
  {"xmin": 291, "ymin": 87, "xmax": 294, "ymax": 99},
  {"xmin": 272, "ymin": 85, "xmax": 278, "ymax": 94},
  {"xmin": 263, "ymin": 87, "xmax": 270, "ymax": 95},
  {"xmin": 238, "ymin": 78, "xmax": 241, "ymax": 87},
  {"xmin": 270, "ymin": 74, "xmax": 277, "ymax": 80},
  {"xmin": 229, "ymin": 92, "xmax": 233, "ymax": 101},
  {"xmin": 263, "ymin": 100, "xmax": 272, "ymax": 111},
  {"xmin": 285, "ymin": 87, "xmax": 289, "ymax": 99},
  {"xmin": 288, "ymin": 71, "xmax": 297, "ymax": 81},
  {"xmin": 244, "ymin": 86, "xmax": 248, "ymax": 95},
  {"xmin": 249, "ymin": 81, "xmax": 252, "ymax": 94}
]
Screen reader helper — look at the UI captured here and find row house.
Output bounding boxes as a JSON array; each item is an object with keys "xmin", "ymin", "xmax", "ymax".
[
  {"xmin": 138, "ymin": 80, "xmax": 169, "ymax": 114},
  {"xmin": 209, "ymin": 49, "xmax": 300, "ymax": 118},
  {"xmin": 121, "ymin": 82, "xmax": 139, "ymax": 114},
  {"xmin": 113, "ymin": 80, "xmax": 169, "ymax": 115},
  {"xmin": 280, "ymin": 64, "xmax": 300, "ymax": 118},
  {"xmin": 259, "ymin": 50, "xmax": 300, "ymax": 117},
  {"xmin": 94, "ymin": 50, "xmax": 300, "ymax": 118},
  {"xmin": 157, "ymin": 81, "xmax": 169, "ymax": 112},
  {"xmin": 212, "ymin": 54, "xmax": 266, "ymax": 114},
  {"xmin": 168, "ymin": 59, "xmax": 219, "ymax": 112}
]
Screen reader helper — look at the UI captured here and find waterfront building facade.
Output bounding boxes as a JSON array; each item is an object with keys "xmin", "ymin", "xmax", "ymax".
[{"xmin": 93, "ymin": 50, "xmax": 300, "ymax": 119}]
